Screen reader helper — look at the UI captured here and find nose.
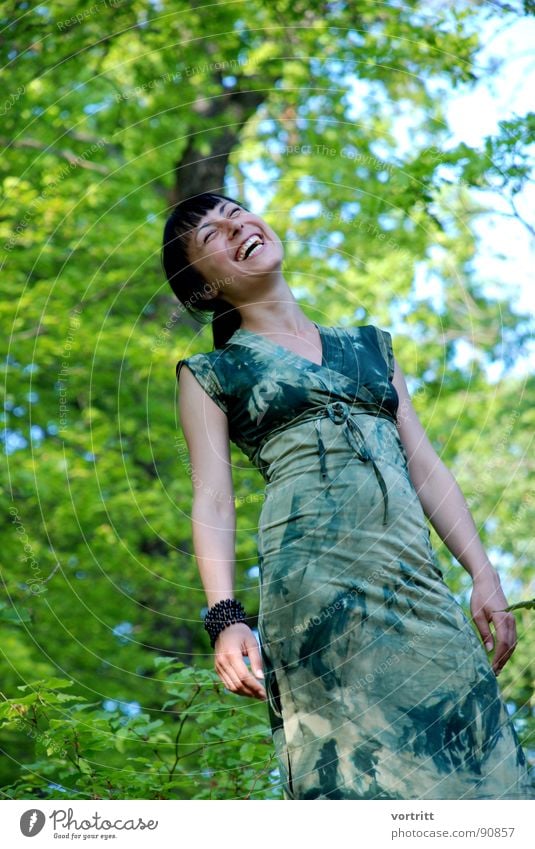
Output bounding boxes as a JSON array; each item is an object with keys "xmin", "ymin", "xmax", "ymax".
[
  {"xmin": 226, "ymin": 219, "xmax": 243, "ymax": 236},
  {"xmin": 225, "ymin": 222, "xmax": 244, "ymax": 251}
]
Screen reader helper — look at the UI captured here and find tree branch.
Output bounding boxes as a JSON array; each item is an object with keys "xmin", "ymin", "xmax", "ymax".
[{"xmin": 0, "ymin": 137, "xmax": 109, "ymax": 174}]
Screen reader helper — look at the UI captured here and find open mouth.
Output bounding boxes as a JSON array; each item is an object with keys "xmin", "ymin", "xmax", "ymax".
[{"xmin": 235, "ymin": 233, "xmax": 265, "ymax": 262}]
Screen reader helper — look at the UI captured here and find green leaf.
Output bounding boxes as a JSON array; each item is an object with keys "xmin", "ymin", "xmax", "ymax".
[
  {"xmin": 504, "ymin": 598, "xmax": 535, "ymax": 612},
  {"xmin": 17, "ymin": 678, "xmax": 74, "ymax": 692}
]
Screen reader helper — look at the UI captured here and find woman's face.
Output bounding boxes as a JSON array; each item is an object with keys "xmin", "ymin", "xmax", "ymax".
[{"xmin": 186, "ymin": 199, "xmax": 284, "ymax": 297}]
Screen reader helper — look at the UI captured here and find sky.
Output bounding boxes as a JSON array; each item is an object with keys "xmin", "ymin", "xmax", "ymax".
[
  {"xmin": 445, "ymin": 13, "xmax": 534, "ymax": 308},
  {"xmin": 441, "ymin": 12, "xmax": 534, "ymax": 376},
  {"xmin": 242, "ymin": 8, "xmax": 534, "ymax": 378}
]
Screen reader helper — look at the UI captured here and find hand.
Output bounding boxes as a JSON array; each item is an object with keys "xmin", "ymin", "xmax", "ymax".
[
  {"xmin": 214, "ymin": 622, "xmax": 267, "ymax": 700},
  {"xmin": 470, "ymin": 569, "xmax": 517, "ymax": 676}
]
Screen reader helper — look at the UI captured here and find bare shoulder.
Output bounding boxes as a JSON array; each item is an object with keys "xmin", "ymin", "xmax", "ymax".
[{"xmin": 177, "ymin": 362, "xmax": 229, "ymax": 433}]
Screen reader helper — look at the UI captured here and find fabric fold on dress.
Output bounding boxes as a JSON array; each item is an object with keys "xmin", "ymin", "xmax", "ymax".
[{"xmin": 319, "ymin": 400, "xmax": 390, "ymax": 525}]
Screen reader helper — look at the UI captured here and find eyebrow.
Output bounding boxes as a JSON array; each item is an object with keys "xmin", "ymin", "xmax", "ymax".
[{"xmin": 196, "ymin": 202, "xmax": 229, "ymax": 240}]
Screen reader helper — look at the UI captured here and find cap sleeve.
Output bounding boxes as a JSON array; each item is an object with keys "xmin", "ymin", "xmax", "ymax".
[
  {"xmin": 373, "ymin": 326, "xmax": 395, "ymax": 383},
  {"xmin": 176, "ymin": 354, "xmax": 228, "ymax": 415}
]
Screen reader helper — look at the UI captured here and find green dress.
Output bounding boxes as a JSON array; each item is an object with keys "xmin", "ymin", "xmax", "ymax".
[{"xmin": 176, "ymin": 322, "xmax": 533, "ymax": 800}]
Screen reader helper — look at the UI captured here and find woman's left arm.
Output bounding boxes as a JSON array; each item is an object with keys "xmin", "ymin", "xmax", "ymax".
[{"xmin": 392, "ymin": 357, "xmax": 517, "ymax": 676}]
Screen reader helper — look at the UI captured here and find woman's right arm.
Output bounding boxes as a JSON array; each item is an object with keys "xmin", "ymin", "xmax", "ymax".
[{"xmin": 178, "ymin": 364, "xmax": 266, "ymax": 701}]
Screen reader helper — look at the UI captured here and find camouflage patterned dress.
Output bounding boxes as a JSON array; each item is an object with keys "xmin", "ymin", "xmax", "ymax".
[{"xmin": 176, "ymin": 322, "xmax": 533, "ymax": 800}]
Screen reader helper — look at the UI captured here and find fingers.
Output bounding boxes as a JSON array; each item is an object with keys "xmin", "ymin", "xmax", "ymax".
[
  {"xmin": 472, "ymin": 608, "xmax": 494, "ymax": 652},
  {"xmin": 214, "ymin": 631, "xmax": 267, "ymax": 700},
  {"xmin": 216, "ymin": 657, "xmax": 267, "ymax": 699},
  {"xmin": 215, "ymin": 648, "xmax": 242, "ymax": 691},
  {"xmin": 227, "ymin": 652, "xmax": 267, "ymax": 699},
  {"xmin": 490, "ymin": 612, "xmax": 517, "ymax": 675},
  {"xmin": 217, "ymin": 668, "xmax": 237, "ymax": 693},
  {"xmin": 244, "ymin": 635, "xmax": 265, "ymax": 681}
]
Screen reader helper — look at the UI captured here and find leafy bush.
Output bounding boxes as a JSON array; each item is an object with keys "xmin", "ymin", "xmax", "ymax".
[{"xmin": 0, "ymin": 659, "xmax": 281, "ymax": 800}]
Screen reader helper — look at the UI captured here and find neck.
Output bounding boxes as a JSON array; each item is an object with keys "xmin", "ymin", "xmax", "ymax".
[{"xmin": 231, "ymin": 279, "xmax": 313, "ymax": 334}]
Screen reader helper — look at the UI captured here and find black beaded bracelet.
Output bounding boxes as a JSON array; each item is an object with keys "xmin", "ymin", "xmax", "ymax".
[{"xmin": 203, "ymin": 598, "xmax": 247, "ymax": 648}]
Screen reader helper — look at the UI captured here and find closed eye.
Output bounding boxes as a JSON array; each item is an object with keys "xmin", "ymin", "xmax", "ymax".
[{"xmin": 203, "ymin": 206, "xmax": 241, "ymax": 244}]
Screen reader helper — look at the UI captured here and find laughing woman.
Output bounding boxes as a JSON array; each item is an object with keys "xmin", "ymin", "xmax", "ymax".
[{"xmin": 162, "ymin": 192, "xmax": 533, "ymax": 800}]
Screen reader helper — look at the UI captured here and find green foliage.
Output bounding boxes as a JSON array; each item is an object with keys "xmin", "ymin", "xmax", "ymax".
[
  {"xmin": 0, "ymin": 661, "xmax": 279, "ymax": 800},
  {"xmin": 1, "ymin": 0, "xmax": 533, "ymax": 798}
]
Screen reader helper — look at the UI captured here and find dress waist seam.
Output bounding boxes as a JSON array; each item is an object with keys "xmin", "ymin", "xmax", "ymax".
[
  {"xmin": 256, "ymin": 402, "xmax": 396, "ymax": 447},
  {"xmin": 253, "ymin": 401, "xmax": 397, "ymax": 526}
]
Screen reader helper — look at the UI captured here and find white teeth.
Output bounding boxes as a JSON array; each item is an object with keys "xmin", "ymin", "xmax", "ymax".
[
  {"xmin": 247, "ymin": 243, "xmax": 264, "ymax": 258},
  {"xmin": 236, "ymin": 234, "xmax": 264, "ymax": 261}
]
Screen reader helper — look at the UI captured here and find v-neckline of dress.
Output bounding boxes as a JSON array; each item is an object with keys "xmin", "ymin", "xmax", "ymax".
[{"xmin": 228, "ymin": 321, "xmax": 329, "ymax": 370}]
